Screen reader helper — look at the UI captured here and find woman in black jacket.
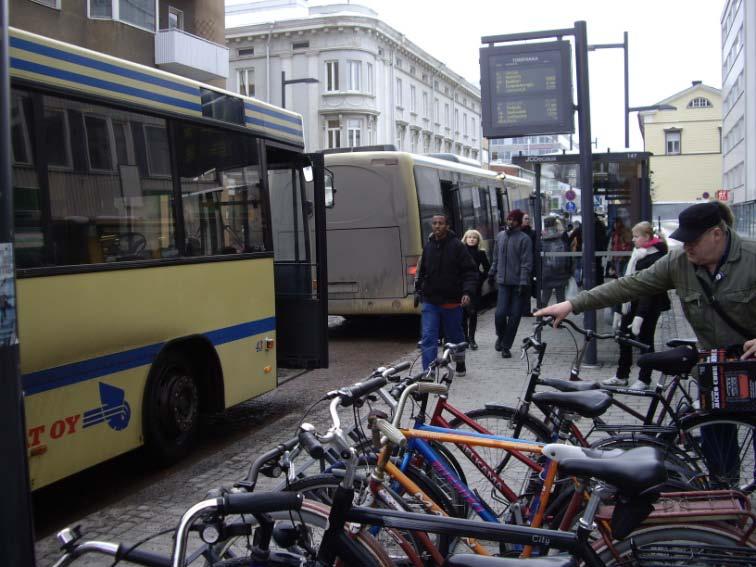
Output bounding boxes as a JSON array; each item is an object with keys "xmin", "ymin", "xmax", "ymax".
[
  {"xmin": 602, "ymin": 221, "xmax": 671, "ymax": 389},
  {"xmin": 461, "ymin": 229, "xmax": 490, "ymax": 350}
]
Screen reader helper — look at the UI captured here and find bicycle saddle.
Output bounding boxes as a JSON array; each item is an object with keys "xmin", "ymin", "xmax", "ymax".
[
  {"xmin": 637, "ymin": 346, "xmax": 696, "ymax": 376},
  {"xmin": 547, "ymin": 445, "xmax": 667, "ymax": 495},
  {"xmin": 531, "ymin": 390, "xmax": 612, "ymax": 418},
  {"xmin": 666, "ymin": 338, "xmax": 697, "ymax": 348},
  {"xmin": 444, "ymin": 556, "xmax": 576, "ymax": 567},
  {"xmin": 538, "ymin": 377, "xmax": 600, "ymax": 392}
]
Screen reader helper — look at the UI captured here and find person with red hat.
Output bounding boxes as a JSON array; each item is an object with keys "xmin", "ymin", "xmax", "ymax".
[{"xmin": 488, "ymin": 208, "xmax": 533, "ymax": 358}]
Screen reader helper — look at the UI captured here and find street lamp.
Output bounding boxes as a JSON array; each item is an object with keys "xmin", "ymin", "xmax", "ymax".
[
  {"xmin": 588, "ymin": 32, "xmax": 630, "ymax": 147},
  {"xmin": 281, "ymin": 71, "xmax": 318, "ymax": 109}
]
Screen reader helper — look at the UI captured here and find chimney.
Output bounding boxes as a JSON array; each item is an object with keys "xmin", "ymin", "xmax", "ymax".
[{"xmin": 692, "ymin": 80, "xmax": 702, "ymax": 86}]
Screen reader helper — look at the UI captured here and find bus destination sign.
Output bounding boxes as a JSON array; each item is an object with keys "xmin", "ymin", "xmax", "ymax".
[{"xmin": 480, "ymin": 41, "xmax": 574, "ymax": 139}]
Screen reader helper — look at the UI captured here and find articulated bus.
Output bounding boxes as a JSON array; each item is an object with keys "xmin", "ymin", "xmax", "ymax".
[
  {"xmin": 9, "ymin": 28, "xmax": 327, "ymax": 489},
  {"xmin": 324, "ymin": 150, "xmax": 533, "ymax": 316}
]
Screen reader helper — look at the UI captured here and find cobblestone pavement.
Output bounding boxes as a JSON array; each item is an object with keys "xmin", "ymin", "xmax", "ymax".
[{"xmin": 35, "ymin": 297, "xmax": 694, "ymax": 566}]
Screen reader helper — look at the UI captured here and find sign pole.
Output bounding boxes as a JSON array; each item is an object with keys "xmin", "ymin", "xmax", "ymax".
[
  {"xmin": 0, "ymin": 2, "xmax": 38, "ymax": 564},
  {"xmin": 574, "ymin": 20, "xmax": 597, "ymax": 365}
]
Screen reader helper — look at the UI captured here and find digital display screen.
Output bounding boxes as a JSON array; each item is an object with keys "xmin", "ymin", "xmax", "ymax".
[{"xmin": 480, "ymin": 41, "xmax": 574, "ymax": 138}]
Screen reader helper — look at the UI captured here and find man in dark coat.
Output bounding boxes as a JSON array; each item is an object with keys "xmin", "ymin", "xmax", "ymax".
[{"xmin": 415, "ymin": 213, "xmax": 479, "ymax": 375}]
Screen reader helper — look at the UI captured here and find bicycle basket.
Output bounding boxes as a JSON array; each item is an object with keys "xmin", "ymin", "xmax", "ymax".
[
  {"xmin": 697, "ymin": 348, "xmax": 756, "ymax": 413},
  {"xmin": 632, "ymin": 541, "xmax": 756, "ymax": 566}
]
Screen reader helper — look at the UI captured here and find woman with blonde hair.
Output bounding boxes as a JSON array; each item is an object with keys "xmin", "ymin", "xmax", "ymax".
[
  {"xmin": 461, "ymin": 229, "xmax": 490, "ymax": 350},
  {"xmin": 603, "ymin": 221, "xmax": 671, "ymax": 389}
]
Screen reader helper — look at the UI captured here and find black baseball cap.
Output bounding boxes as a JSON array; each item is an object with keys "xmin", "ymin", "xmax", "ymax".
[{"xmin": 670, "ymin": 202, "xmax": 722, "ymax": 243}]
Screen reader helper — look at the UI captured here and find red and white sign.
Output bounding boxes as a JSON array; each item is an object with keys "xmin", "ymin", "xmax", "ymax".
[
  {"xmin": 564, "ymin": 189, "xmax": 576, "ymax": 201},
  {"xmin": 716, "ymin": 189, "xmax": 730, "ymax": 201}
]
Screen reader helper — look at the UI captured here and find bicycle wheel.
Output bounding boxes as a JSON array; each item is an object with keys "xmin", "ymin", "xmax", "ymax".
[
  {"xmin": 283, "ymin": 471, "xmax": 453, "ymax": 565},
  {"xmin": 674, "ymin": 414, "xmax": 756, "ymax": 491},
  {"xmin": 447, "ymin": 406, "xmax": 551, "ymax": 518},
  {"xmin": 596, "ymin": 524, "xmax": 754, "ymax": 566},
  {"xmin": 204, "ymin": 499, "xmax": 393, "ymax": 567}
]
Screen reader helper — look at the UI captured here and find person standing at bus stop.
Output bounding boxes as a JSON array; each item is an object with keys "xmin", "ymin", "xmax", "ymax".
[
  {"xmin": 489, "ymin": 209, "xmax": 533, "ymax": 358},
  {"xmin": 461, "ymin": 229, "xmax": 490, "ymax": 351},
  {"xmin": 415, "ymin": 213, "xmax": 478, "ymax": 375}
]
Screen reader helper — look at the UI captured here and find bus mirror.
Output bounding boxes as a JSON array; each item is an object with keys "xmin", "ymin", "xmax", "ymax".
[{"xmin": 303, "ymin": 166, "xmax": 314, "ymax": 183}]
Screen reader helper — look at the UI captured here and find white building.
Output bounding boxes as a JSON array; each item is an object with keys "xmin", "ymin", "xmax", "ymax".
[
  {"xmin": 721, "ymin": 0, "xmax": 756, "ymax": 237},
  {"xmin": 489, "ymin": 134, "xmax": 577, "ymax": 164},
  {"xmin": 225, "ymin": 1, "xmax": 482, "ymax": 157}
]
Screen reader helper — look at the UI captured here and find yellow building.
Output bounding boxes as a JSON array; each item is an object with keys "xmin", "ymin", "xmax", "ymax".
[{"xmin": 637, "ymin": 82, "xmax": 722, "ymax": 202}]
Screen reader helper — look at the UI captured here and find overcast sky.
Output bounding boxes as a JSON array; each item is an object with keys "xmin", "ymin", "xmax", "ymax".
[{"xmin": 262, "ymin": 0, "xmax": 725, "ymax": 151}]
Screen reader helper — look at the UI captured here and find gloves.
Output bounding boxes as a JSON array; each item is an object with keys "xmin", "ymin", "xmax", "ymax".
[
  {"xmin": 612, "ymin": 312, "xmax": 622, "ymax": 331},
  {"xmin": 631, "ymin": 316, "xmax": 643, "ymax": 336}
]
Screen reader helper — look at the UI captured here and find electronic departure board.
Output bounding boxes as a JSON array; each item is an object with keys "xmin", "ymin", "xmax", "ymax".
[{"xmin": 480, "ymin": 41, "xmax": 574, "ymax": 138}]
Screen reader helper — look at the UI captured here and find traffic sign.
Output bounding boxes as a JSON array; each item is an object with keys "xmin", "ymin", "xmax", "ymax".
[
  {"xmin": 716, "ymin": 189, "xmax": 729, "ymax": 201},
  {"xmin": 565, "ymin": 189, "xmax": 576, "ymax": 201},
  {"xmin": 564, "ymin": 201, "xmax": 577, "ymax": 213}
]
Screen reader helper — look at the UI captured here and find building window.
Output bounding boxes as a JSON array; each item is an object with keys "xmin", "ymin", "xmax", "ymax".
[
  {"xmin": 423, "ymin": 134, "xmax": 430, "ymax": 153},
  {"xmin": 396, "ymin": 57, "xmax": 402, "ymax": 69},
  {"xmin": 292, "ymin": 41, "xmax": 309, "ymax": 50},
  {"xmin": 665, "ymin": 130, "xmax": 681, "ymax": 155},
  {"xmin": 326, "ymin": 61, "xmax": 339, "ymax": 92},
  {"xmin": 396, "ymin": 78, "xmax": 403, "ymax": 107},
  {"xmin": 423, "ymin": 92, "xmax": 429, "ymax": 118},
  {"xmin": 367, "ymin": 63, "xmax": 373, "ymax": 94},
  {"xmin": 687, "ymin": 97, "xmax": 713, "ymax": 108},
  {"xmin": 89, "ymin": 1, "xmax": 156, "ymax": 31},
  {"xmin": 410, "ymin": 85, "xmax": 416, "ymax": 113},
  {"xmin": 435, "ymin": 137, "xmax": 442, "ymax": 152},
  {"xmin": 434, "ymin": 98, "xmax": 439, "ymax": 123},
  {"xmin": 237, "ymin": 68, "xmax": 255, "ymax": 98},
  {"xmin": 327, "ymin": 119, "xmax": 341, "ymax": 149},
  {"xmin": 238, "ymin": 47, "xmax": 254, "ymax": 57},
  {"xmin": 454, "ymin": 108, "xmax": 459, "ymax": 132},
  {"xmin": 463, "ymin": 113, "xmax": 468, "ymax": 136},
  {"xmin": 396, "ymin": 124, "xmax": 405, "ymax": 150},
  {"xmin": 168, "ymin": 6, "xmax": 183, "ymax": 29},
  {"xmin": 347, "ymin": 119, "xmax": 361, "ymax": 147},
  {"xmin": 348, "ymin": 60, "xmax": 362, "ymax": 91},
  {"xmin": 444, "ymin": 103, "xmax": 450, "ymax": 127},
  {"xmin": 410, "ymin": 130, "xmax": 419, "ymax": 153},
  {"xmin": 470, "ymin": 117, "xmax": 475, "ymax": 138}
]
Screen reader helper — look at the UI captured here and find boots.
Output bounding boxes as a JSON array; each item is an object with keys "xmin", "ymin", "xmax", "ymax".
[{"xmin": 468, "ymin": 314, "xmax": 478, "ymax": 350}]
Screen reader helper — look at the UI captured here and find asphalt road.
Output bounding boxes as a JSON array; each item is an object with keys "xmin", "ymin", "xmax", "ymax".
[{"xmin": 33, "ymin": 315, "xmax": 421, "ymax": 564}]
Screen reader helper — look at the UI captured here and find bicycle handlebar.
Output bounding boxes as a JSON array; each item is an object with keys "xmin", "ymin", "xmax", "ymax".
[
  {"xmin": 336, "ymin": 376, "xmax": 388, "ymax": 407},
  {"xmin": 534, "ymin": 316, "xmax": 649, "ymax": 350},
  {"xmin": 221, "ymin": 491, "xmax": 303, "ymax": 515}
]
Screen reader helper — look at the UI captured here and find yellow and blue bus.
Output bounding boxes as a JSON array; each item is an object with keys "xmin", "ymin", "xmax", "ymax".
[
  {"xmin": 9, "ymin": 28, "xmax": 327, "ymax": 489},
  {"xmin": 324, "ymin": 150, "xmax": 533, "ymax": 316}
]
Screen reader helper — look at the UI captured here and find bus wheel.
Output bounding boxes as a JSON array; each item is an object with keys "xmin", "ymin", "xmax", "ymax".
[{"xmin": 144, "ymin": 351, "xmax": 200, "ymax": 464}]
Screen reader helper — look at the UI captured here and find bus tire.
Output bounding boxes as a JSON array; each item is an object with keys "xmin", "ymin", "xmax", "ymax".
[{"xmin": 143, "ymin": 350, "xmax": 200, "ymax": 464}]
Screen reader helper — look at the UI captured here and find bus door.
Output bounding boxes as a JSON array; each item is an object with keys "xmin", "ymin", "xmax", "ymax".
[
  {"xmin": 440, "ymin": 180, "xmax": 461, "ymax": 234},
  {"xmin": 266, "ymin": 145, "xmax": 328, "ymax": 369}
]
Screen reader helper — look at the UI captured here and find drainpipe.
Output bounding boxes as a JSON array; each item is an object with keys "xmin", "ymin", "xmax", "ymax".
[
  {"xmin": 389, "ymin": 46, "xmax": 395, "ymax": 145},
  {"xmin": 265, "ymin": 22, "xmax": 274, "ymax": 101}
]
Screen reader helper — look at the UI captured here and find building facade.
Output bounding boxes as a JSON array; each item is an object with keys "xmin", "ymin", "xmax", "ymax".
[
  {"xmin": 225, "ymin": 1, "xmax": 482, "ymax": 156},
  {"xmin": 637, "ymin": 82, "xmax": 722, "ymax": 202},
  {"xmin": 489, "ymin": 134, "xmax": 576, "ymax": 164},
  {"xmin": 721, "ymin": 0, "xmax": 756, "ymax": 237},
  {"xmin": 10, "ymin": 0, "xmax": 228, "ymax": 85}
]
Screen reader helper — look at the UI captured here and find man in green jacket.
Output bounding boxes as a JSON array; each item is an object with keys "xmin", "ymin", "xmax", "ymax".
[{"xmin": 535, "ymin": 202, "xmax": 756, "ymax": 358}]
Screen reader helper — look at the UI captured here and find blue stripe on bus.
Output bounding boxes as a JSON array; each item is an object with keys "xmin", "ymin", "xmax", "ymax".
[
  {"xmin": 245, "ymin": 116, "xmax": 303, "ymax": 137},
  {"xmin": 22, "ymin": 316, "xmax": 276, "ymax": 396},
  {"xmin": 11, "ymin": 58, "xmax": 201, "ymax": 113},
  {"xmin": 244, "ymin": 102, "xmax": 303, "ymax": 126},
  {"xmin": 10, "ymin": 36, "xmax": 198, "ymax": 96}
]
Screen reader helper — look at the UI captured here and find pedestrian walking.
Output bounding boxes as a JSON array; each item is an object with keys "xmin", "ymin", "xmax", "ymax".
[
  {"xmin": 461, "ymin": 229, "xmax": 490, "ymax": 350},
  {"xmin": 540, "ymin": 217, "xmax": 572, "ymax": 306},
  {"xmin": 603, "ymin": 221, "xmax": 671, "ymax": 389},
  {"xmin": 489, "ymin": 209, "xmax": 533, "ymax": 358},
  {"xmin": 521, "ymin": 213, "xmax": 537, "ymax": 316},
  {"xmin": 415, "ymin": 213, "xmax": 478, "ymax": 375}
]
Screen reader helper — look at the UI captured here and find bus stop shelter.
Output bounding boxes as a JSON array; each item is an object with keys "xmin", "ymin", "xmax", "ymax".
[{"xmin": 512, "ymin": 151, "xmax": 652, "ymax": 314}]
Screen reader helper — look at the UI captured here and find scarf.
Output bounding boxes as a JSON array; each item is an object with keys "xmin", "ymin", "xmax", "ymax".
[{"xmin": 620, "ymin": 237, "xmax": 661, "ymax": 314}]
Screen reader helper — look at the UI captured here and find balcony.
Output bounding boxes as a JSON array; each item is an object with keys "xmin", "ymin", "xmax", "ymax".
[{"xmin": 155, "ymin": 28, "xmax": 229, "ymax": 83}]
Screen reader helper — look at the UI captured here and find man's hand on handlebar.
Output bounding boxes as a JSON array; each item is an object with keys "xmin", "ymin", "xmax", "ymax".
[{"xmin": 534, "ymin": 300, "xmax": 574, "ymax": 327}]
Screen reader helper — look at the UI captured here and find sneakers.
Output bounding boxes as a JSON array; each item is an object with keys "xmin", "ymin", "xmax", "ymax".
[
  {"xmin": 629, "ymin": 380, "xmax": 651, "ymax": 391},
  {"xmin": 494, "ymin": 337, "xmax": 503, "ymax": 352},
  {"xmin": 601, "ymin": 376, "xmax": 628, "ymax": 387},
  {"xmin": 501, "ymin": 348, "xmax": 511, "ymax": 359},
  {"xmin": 469, "ymin": 339, "xmax": 478, "ymax": 350},
  {"xmin": 455, "ymin": 361, "xmax": 467, "ymax": 377}
]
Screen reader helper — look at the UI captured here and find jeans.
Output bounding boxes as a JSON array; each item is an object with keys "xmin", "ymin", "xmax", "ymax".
[
  {"xmin": 541, "ymin": 285, "xmax": 566, "ymax": 306},
  {"xmin": 494, "ymin": 284, "xmax": 525, "ymax": 350},
  {"xmin": 421, "ymin": 302, "xmax": 464, "ymax": 369},
  {"xmin": 616, "ymin": 310, "xmax": 661, "ymax": 382}
]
